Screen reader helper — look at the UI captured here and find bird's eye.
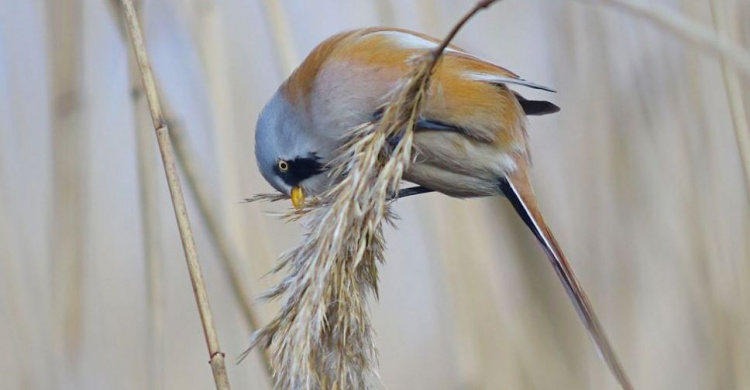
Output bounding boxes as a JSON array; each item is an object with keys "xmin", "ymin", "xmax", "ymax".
[{"xmin": 277, "ymin": 160, "xmax": 289, "ymax": 172}]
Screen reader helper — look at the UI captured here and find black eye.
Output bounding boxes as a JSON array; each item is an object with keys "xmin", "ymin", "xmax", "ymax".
[{"xmin": 277, "ymin": 160, "xmax": 289, "ymax": 172}]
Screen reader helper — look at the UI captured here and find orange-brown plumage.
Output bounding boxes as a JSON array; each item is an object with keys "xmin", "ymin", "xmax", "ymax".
[
  {"xmin": 283, "ymin": 28, "xmax": 528, "ymax": 150},
  {"xmin": 254, "ymin": 27, "xmax": 630, "ymax": 389},
  {"xmin": 273, "ymin": 28, "xmax": 544, "ymax": 196}
]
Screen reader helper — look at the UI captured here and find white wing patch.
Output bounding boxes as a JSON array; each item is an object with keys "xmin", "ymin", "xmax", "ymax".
[
  {"xmin": 367, "ymin": 30, "xmax": 461, "ymax": 53},
  {"xmin": 464, "ymin": 72, "xmax": 556, "ymax": 92}
]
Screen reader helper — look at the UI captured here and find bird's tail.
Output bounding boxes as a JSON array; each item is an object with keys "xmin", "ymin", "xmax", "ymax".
[{"xmin": 499, "ymin": 168, "xmax": 633, "ymax": 390}]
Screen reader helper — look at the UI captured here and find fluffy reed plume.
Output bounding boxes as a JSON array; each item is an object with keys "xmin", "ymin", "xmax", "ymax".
[{"xmin": 243, "ymin": 1, "xmax": 501, "ymax": 388}]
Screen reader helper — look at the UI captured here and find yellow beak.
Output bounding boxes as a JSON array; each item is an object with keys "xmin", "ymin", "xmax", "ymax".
[{"xmin": 291, "ymin": 186, "xmax": 305, "ymax": 209}]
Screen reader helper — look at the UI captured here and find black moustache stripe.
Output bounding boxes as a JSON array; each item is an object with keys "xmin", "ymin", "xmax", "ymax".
[{"xmin": 276, "ymin": 155, "xmax": 325, "ymax": 186}]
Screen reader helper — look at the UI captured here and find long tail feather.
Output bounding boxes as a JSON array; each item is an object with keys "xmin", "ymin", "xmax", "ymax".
[{"xmin": 499, "ymin": 172, "xmax": 633, "ymax": 390}]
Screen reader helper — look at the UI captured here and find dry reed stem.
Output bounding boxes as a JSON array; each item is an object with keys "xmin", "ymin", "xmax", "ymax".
[
  {"xmin": 589, "ymin": 0, "xmax": 750, "ymax": 78},
  {"xmin": 374, "ymin": 0, "xmax": 396, "ymax": 26},
  {"xmin": 706, "ymin": 9, "xmax": 750, "ymax": 385},
  {"xmin": 106, "ymin": 0, "xmax": 271, "ymax": 381},
  {"xmin": 134, "ymin": 88, "xmax": 165, "ymax": 390},
  {"xmin": 709, "ymin": 0, "xmax": 750, "ymax": 200},
  {"xmin": 243, "ymin": 1, "xmax": 501, "ymax": 388},
  {"xmin": 169, "ymin": 122, "xmax": 274, "ymax": 378},
  {"xmin": 48, "ymin": 0, "xmax": 86, "ymax": 373},
  {"xmin": 261, "ymin": 0, "xmax": 298, "ymax": 76},
  {"xmin": 104, "ymin": 1, "xmax": 167, "ymax": 387},
  {"xmin": 174, "ymin": 1, "xmax": 275, "ymax": 378},
  {"xmin": 121, "ymin": 1, "xmax": 166, "ymax": 387},
  {"xmin": 0, "ymin": 183, "xmax": 38, "ymax": 388},
  {"xmin": 119, "ymin": 1, "xmax": 230, "ymax": 388}
]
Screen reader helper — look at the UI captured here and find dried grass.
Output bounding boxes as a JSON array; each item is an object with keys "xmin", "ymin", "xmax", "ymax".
[{"xmin": 242, "ymin": 1, "xmax": 501, "ymax": 388}]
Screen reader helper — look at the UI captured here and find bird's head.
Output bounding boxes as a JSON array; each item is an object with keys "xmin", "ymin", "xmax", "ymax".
[{"xmin": 255, "ymin": 92, "xmax": 330, "ymax": 209}]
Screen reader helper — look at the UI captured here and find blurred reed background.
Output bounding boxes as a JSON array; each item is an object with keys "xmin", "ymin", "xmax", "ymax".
[{"xmin": 1, "ymin": 0, "xmax": 749, "ymax": 388}]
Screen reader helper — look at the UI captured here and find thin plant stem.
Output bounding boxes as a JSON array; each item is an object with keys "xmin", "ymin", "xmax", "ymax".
[
  {"xmin": 246, "ymin": 1, "xmax": 507, "ymax": 388},
  {"xmin": 47, "ymin": 0, "xmax": 86, "ymax": 379},
  {"xmin": 106, "ymin": 0, "xmax": 270, "ymax": 381},
  {"xmin": 432, "ymin": 0, "xmax": 498, "ymax": 60},
  {"xmin": 709, "ymin": 0, "xmax": 750, "ymax": 201},
  {"xmin": 134, "ymin": 84, "xmax": 165, "ymax": 390},
  {"xmin": 169, "ymin": 121, "xmax": 274, "ymax": 378},
  {"xmin": 374, "ymin": 0, "xmax": 396, "ymax": 26},
  {"xmin": 122, "ymin": 1, "xmax": 166, "ymax": 388},
  {"xmin": 104, "ymin": 1, "xmax": 174, "ymax": 387},
  {"xmin": 261, "ymin": 0, "xmax": 298, "ymax": 76},
  {"xmin": 118, "ymin": 0, "xmax": 230, "ymax": 388},
  {"xmin": 588, "ymin": 0, "xmax": 750, "ymax": 78},
  {"xmin": 174, "ymin": 3, "xmax": 273, "ymax": 369}
]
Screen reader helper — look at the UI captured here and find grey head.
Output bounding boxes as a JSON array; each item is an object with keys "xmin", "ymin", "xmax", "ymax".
[{"xmin": 254, "ymin": 92, "xmax": 330, "ymax": 197}]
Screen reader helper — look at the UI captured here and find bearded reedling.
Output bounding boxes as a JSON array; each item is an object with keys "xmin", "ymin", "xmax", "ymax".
[{"xmin": 254, "ymin": 27, "xmax": 632, "ymax": 389}]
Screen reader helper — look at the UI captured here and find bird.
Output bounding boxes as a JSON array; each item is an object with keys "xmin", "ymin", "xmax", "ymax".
[{"xmin": 254, "ymin": 27, "xmax": 630, "ymax": 388}]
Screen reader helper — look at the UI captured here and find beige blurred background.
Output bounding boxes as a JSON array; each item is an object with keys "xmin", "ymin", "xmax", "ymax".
[{"xmin": 2, "ymin": 0, "xmax": 750, "ymax": 389}]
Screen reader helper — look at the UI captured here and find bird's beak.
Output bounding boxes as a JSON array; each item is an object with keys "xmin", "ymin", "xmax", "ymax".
[{"xmin": 291, "ymin": 186, "xmax": 305, "ymax": 209}]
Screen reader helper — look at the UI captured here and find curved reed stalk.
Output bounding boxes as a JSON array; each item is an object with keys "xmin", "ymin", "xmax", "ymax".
[
  {"xmin": 119, "ymin": 1, "xmax": 230, "ymax": 388},
  {"xmin": 590, "ymin": 0, "xmax": 750, "ymax": 78},
  {"xmin": 243, "ymin": 1, "xmax": 502, "ymax": 388}
]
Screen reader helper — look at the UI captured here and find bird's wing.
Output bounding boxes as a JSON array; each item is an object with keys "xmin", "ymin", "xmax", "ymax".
[
  {"xmin": 351, "ymin": 28, "xmax": 556, "ymax": 144},
  {"xmin": 287, "ymin": 28, "xmax": 557, "ymax": 148}
]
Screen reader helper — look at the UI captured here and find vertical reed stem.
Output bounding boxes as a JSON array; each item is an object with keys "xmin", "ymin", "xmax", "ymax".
[
  {"xmin": 261, "ymin": 0, "xmax": 298, "ymax": 76},
  {"xmin": 709, "ymin": 0, "xmax": 750, "ymax": 200},
  {"xmin": 170, "ymin": 123, "xmax": 274, "ymax": 378},
  {"xmin": 118, "ymin": 1, "xmax": 230, "ymax": 388},
  {"xmin": 122, "ymin": 1, "xmax": 165, "ymax": 388}
]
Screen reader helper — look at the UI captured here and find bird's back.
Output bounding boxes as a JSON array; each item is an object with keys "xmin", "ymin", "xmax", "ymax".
[{"xmin": 282, "ymin": 27, "xmax": 556, "ymax": 197}]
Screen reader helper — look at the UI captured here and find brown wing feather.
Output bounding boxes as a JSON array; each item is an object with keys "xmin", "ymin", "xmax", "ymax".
[{"xmin": 288, "ymin": 28, "xmax": 539, "ymax": 148}]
